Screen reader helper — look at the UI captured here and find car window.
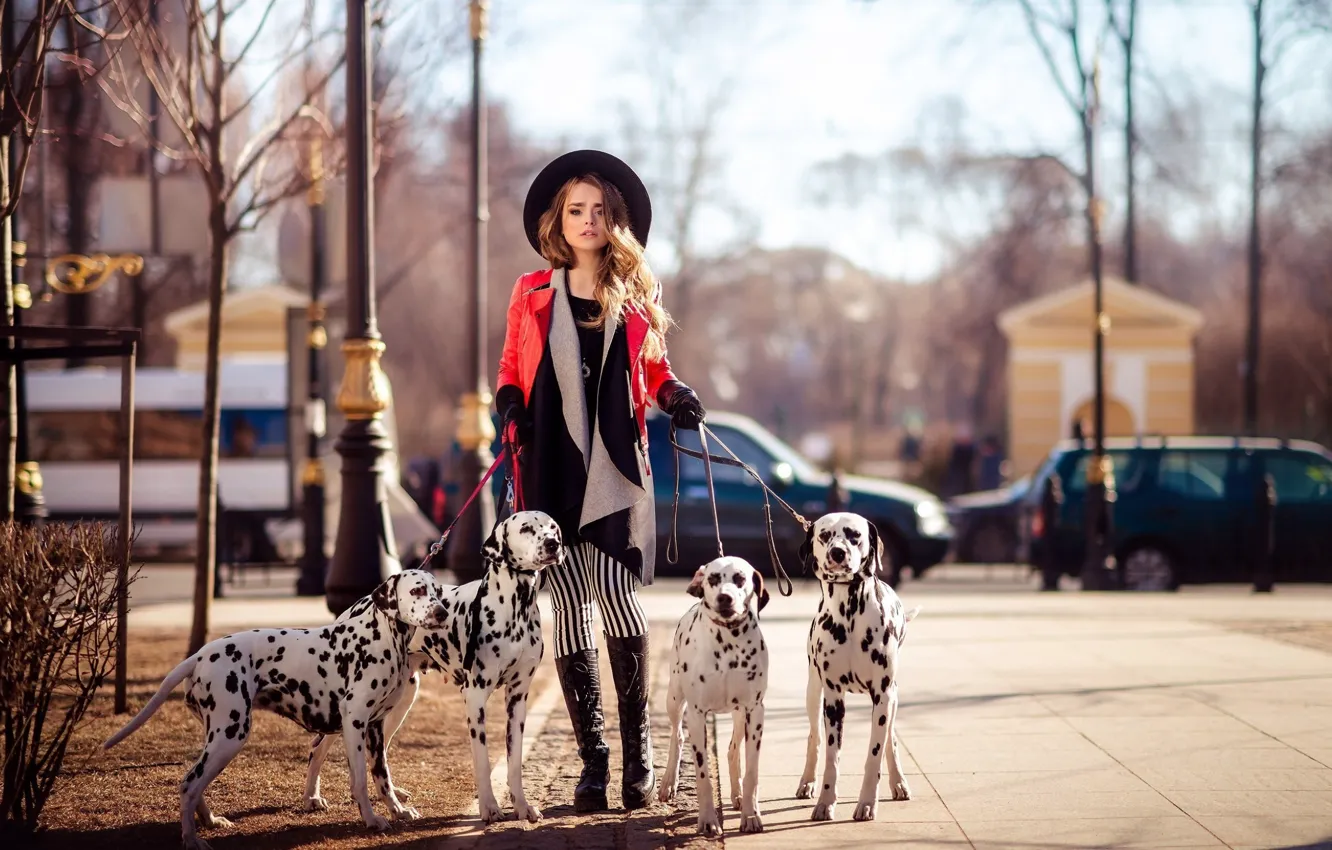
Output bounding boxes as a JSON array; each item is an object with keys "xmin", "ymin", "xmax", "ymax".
[
  {"xmin": 1063, "ymin": 451, "xmax": 1145, "ymax": 494},
  {"xmin": 1266, "ymin": 453, "xmax": 1332, "ymax": 504},
  {"xmin": 1157, "ymin": 451, "xmax": 1227, "ymax": 500},
  {"xmin": 672, "ymin": 425, "xmax": 773, "ymax": 486}
]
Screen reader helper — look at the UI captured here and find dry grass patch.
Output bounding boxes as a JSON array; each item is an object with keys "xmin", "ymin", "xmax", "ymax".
[{"xmin": 33, "ymin": 629, "xmax": 548, "ymax": 849}]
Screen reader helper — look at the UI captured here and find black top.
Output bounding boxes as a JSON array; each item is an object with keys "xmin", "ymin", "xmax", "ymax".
[
  {"xmin": 568, "ymin": 292, "xmax": 604, "ymax": 427},
  {"xmin": 519, "ymin": 287, "xmax": 643, "ymax": 573}
]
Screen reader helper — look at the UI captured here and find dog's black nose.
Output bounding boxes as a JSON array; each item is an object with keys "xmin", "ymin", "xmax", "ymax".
[
  {"xmin": 543, "ymin": 538, "xmax": 560, "ymax": 555},
  {"xmin": 716, "ymin": 595, "xmax": 734, "ymax": 611},
  {"xmin": 829, "ymin": 546, "xmax": 847, "ymax": 564}
]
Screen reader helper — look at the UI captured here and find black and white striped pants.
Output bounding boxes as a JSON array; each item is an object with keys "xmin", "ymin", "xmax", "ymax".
[{"xmin": 543, "ymin": 542, "xmax": 649, "ymax": 658}]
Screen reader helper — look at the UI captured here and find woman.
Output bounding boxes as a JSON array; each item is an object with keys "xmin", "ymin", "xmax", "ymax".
[{"xmin": 494, "ymin": 150, "xmax": 705, "ymax": 812}]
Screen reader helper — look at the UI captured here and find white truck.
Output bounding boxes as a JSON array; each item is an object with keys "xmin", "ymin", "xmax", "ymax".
[{"xmin": 25, "ymin": 359, "xmax": 437, "ymax": 564}]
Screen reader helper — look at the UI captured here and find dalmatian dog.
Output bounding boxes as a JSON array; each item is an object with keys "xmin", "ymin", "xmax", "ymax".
[
  {"xmin": 102, "ymin": 570, "xmax": 449, "ymax": 850},
  {"xmin": 795, "ymin": 512, "xmax": 921, "ymax": 822},
  {"xmin": 659, "ymin": 556, "xmax": 770, "ymax": 836},
  {"xmin": 304, "ymin": 510, "xmax": 560, "ymax": 825}
]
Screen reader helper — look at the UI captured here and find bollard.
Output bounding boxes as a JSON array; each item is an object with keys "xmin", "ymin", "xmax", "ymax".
[{"xmin": 1252, "ymin": 471, "xmax": 1275, "ymax": 593}]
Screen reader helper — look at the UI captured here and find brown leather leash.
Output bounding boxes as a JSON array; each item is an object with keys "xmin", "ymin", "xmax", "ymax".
[{"xmin": 665, "ymin": 422, "xmax": 804, "ymax": 597}]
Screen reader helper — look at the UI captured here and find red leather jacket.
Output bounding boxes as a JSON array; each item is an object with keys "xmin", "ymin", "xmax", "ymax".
[{"xmin": 495, "ymin": 268, "xmax": 678, "ymax": 443}]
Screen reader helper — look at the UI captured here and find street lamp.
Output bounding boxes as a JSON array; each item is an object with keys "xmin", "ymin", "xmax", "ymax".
[
  {"xmin": 447, "ymin": 0, "xmax": 495, "ymax": 584},
  {"xmin": 326, "ymin": 0, "xmax": 398, "ymax": 615},
  {"xmin": 1081, "ymin": 56, "xmax": 1117, "ymax": 592},
  {"xmin": 291, "ymin": 106, "xmax": 335, "ymax": 598}
]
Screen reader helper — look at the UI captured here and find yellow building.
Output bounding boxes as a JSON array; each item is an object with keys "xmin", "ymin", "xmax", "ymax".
[
  {"xmin": 163, "ymin": 284, "xmax": 312, "ymax": 368},
  {"xmin": 998, "ymin": 277, "xmax": 1205, "ymax": 477}
]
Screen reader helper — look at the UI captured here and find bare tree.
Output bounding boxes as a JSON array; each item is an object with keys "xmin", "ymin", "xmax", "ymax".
[
  {"xmin": 107, "ymin": 0, "xmax": 343, "ymax": 653},
  {"xmin": 1242, "ymin": 0, "xmax": 1330, "ymax": 435},
  {"xmin": 1104, "ymin": 0, "xmax": 1138, "ymax": 282},
  {"xmin": 615, "ymin": 0, "xmax": 760, "ymax": 334}
]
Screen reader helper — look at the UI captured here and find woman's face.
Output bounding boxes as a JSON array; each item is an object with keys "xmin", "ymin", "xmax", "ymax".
[{"xmin": 561, "ymin": 180, "xmax": 610, "ymax": 256}]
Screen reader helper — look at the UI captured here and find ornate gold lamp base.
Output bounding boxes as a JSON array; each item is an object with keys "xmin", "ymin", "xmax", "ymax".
[{"xmin": 325, "ymin": 336, "xmax": 400, "ymax": 615}]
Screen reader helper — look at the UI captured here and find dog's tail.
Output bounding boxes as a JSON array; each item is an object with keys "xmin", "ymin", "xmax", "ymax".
[
  {"xmin": 904, "ymin": 605, "xmax": 922, "ymax": 623},
  {"xmin": 103, "ymin": 654, "xmax": 198, "ymax": 749}
]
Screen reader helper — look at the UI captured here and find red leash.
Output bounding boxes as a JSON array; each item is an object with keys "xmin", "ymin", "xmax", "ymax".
[{"xmin": 423, "ymin": 430, "xmax": 523, "ymax": 567}]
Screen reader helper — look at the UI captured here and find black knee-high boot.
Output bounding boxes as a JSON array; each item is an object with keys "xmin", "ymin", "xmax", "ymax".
[
  {"xmin": 555, "ymin": 649, "xmax": 610, "ymax": 812},
  {"xmin": 605, "ymin": 634, "xmax": 655, "ymax": 809}
]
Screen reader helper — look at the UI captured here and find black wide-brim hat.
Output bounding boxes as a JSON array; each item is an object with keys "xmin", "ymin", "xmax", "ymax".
[{"xmin": 523, "ymin": 150, "xmax": 652, "ymax": 256}]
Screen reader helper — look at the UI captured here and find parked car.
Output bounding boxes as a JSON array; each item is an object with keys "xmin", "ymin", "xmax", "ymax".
[
  {"xmin": 644, "ymin": 411, "xmax": 952, "ymax": 585},
  {"xmin": 1017, "ymin": 436, "xmax": 1332, "ymax": 590},
  {"xmin": 946, "ymin": 475, "xmax": 1031, "ymax": 563}
]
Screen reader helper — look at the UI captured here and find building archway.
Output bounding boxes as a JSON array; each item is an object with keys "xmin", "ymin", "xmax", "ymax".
[{"xmin": 1069, "ymin": 397, "xmax": 1135, "ymax": 439}]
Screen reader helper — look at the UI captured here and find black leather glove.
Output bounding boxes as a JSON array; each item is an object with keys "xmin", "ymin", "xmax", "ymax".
[
  {"xmin": 495, "ymin": 385, "xmax": 532, "ymax": 447},
  {"xmin": 657, "ymin": 380, "xmax": 705, "ymax": 431}
]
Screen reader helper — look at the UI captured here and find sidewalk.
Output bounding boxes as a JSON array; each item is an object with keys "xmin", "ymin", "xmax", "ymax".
[
  {"xmin": 122, "ymin": 567, "xmax": 1332, "ymax": 849},
  {"xmin": 699, "ymin": 576, "xmax": 1332, "ymax": 850}
]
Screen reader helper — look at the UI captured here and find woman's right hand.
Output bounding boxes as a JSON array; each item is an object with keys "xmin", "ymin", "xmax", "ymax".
[{"xmin": 495, "ymin": 385, "xmax": 532, "ymax": 448}]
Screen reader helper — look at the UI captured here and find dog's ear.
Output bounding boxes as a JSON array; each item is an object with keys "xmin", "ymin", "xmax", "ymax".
[
  {"xmin": 687, "ymin": 568, "xmax": 706, "ymax": 599},
  {"xmin": 372, "ymin": 574, "xmax": 400, "ymax": 612},
  {"xmin": 865, "ymin": 521, "xmax": 885, "ymax": 576},
  {"xmin": 482, "ymin": 525, "xmax": 501, "ymax": 562},
  {"xmin": 798, "ymin": 523, "xmax": 816, "ymax": 572},
  {"xmin": 753, "ymin": 570, "xmax": 771, "ymax": 613}
]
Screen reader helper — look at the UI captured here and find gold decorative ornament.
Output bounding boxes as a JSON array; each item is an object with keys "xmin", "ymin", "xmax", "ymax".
[
  {"xmin": 301, "ymin": 457, "xmax": 326, "ymax": 487},
  {"xmin": 12, "ymin": 240, "xmax": 26, "ymax": 267},
  {"xmin": 45, "ymin": 253, "xmax": 145, "ymax": 295},
  {"xmin": 1097, "ymin": 311, "xmax": 1112, "ymax": 334},
  {"xmin": 307, "ymin": 135, "xmax": 325, "ymax": 205},
  {"xmin": 16, "ymin": 462, "xmax": 43, "ymax": 496},
  {"xmin": 309, "ymin": 326, "xmax": 328, "ymax": 349},
  {"xmin": 470, "ymin": 0, "xmax": 489, "ymax": 41},
  {"xmin": 336, "ymin": 337, "xmax": 392, "ymax": 420},
  {"xmin": 455, "ymin": 390, "xmax": 495, "ymax": 452},
  {"xmin": 13, "ymin": 283, "xmax": 32, "ymax": 310}
]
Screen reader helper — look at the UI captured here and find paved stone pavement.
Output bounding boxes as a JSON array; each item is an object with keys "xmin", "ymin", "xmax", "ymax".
[{"xmin": 124, "ymin": 566, "xmax": 1332, "ymax": 849}]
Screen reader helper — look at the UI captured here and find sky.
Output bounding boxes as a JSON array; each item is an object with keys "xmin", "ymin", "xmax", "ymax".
[
  {"xmin": 401, "ymin": 0, "xmax": 1330, "ymax": 283},
  {"xmin": 229, "ymin": 0, "xmax": 1330, "ymax": 287}
]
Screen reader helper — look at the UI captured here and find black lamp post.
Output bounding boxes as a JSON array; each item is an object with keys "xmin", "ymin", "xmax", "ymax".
[
  {"xmin": 326, "ymin": 0, "xmax": 398, "ymax": 615},
  {"xmin": 446, "ymin": 0, "xmax": 495, "ymax": 585},
  {"xmin": 296, "ymin": 124, "xmax": 329, "ymax": 597},
  {"xmin": 1080, "ymin": 57, "xmax": 1117, "ymax": 592}
]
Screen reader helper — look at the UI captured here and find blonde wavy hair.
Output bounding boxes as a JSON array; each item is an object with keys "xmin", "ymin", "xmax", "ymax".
[{"xmin": 536, "ymin": 174, "xmax": 672, "ymax": 362}]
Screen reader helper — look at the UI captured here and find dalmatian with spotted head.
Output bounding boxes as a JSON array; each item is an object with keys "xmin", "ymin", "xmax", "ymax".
[
  {"xmin": 795, "ymin": 512, "xmax": 921, "ymax": 822},
  {"xmin": 658, "ymin": 556, "xmax": 770, "ymax": 836},
  {"xmin": 304, "ymin": 510, "xmax": 561, "ymax": 825},
  {"xmin": 102, "ymin": 570, "xmax": 448, "ymax": 850}
]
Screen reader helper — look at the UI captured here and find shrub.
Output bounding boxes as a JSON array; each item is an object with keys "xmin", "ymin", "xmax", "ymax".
[{"xmin": 0, "ymin": 521, "xmax": 136, "ymax": 838}]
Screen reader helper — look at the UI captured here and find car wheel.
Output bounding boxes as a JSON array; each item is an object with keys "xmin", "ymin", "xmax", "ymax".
[{"xmin": 1121, "ymin": 545, "xmax": 1177, "ymax": 592}]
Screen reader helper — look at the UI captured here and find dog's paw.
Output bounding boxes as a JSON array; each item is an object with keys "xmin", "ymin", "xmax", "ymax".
[
  {"xmin": 697, "ymin": 810, "xmax": 723, "ymax": 837},
  {"xmin": 740, "ymin": 812, "xmax": 764, "ymax": 833},
  {"xmin": 657, "ymin": 783, "xmax": 677, "ymax": 803},
  {"xmin": 514, "ymin": 801, "xmax": 542, "ymax": 823},
  {"xmin": 853, "ymin": 800, "xmax": 877, "ymax": 821},
  {"xmin": 811, "ymin": 800, "xmax": 836, "ymax": 821},
  {"xmin": 202, "ymin": 815, "xmax": 234, "ymax": 829},
  {"xmin": 891, "ymin": 778, "xmax": 911, "ymax": 801},
  {"xmin": 393, "ymin": 785, "xmax": 412, "ymax": 801},
  {"xmin": 731, "ymin": 794, "xmax": 743, "ymax": 811},
  {"xmin": 795, "ymin": 779, "xmax": 815, "ymax": 799},
  {"xmin": 390, "ymin": 805, "xmax": 421, "ymax": 822},
  {"xmin": 478, "ymin": 797, "xmax": 504, "ymax": 825},
  {"xmin": 364, "ymin": 812, "xmax": 391, "ymax": 832},
  {"xmin": 303, "ymin": 795, "xmax": 331, "ymax": 813}
]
